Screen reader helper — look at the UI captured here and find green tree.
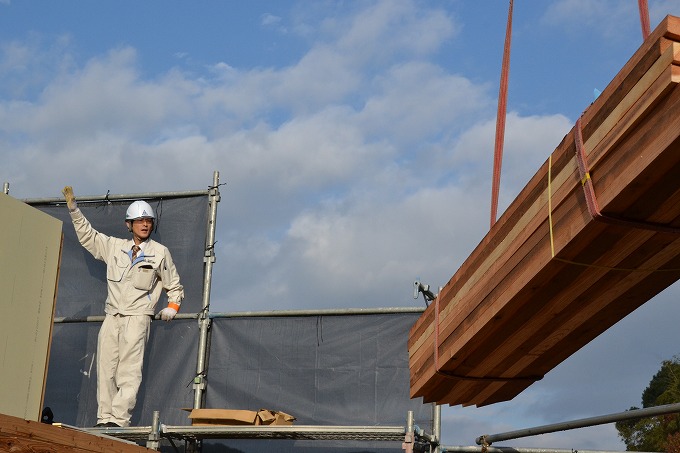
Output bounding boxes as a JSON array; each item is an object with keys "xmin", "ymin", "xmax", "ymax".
[{"xmin": 616, "ymin": 357, "xmax": 680, "ymax": 452}]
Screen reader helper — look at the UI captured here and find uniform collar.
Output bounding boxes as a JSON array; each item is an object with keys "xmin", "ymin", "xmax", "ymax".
[
  {"xmin": 135, "ymin": 240, "xmax": 149, "ymax": 253},
  {"xmin": 125, "ymin": 239, "xmax": 153, "ymax": 256}
]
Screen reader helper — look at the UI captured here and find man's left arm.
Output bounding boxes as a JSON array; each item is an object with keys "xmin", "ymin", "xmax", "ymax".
[{"xmin": 158, "ymin": 248, "xmax": 185, "ymax": 322}]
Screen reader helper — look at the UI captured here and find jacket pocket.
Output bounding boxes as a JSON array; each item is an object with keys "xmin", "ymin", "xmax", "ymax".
[
  {"xmin": 107, "ymin": 256, "xmax": 128, "ymax": 282},
  {"xmin": 132, "ymin": 265, "xmax": 156, "ymax": 291}
]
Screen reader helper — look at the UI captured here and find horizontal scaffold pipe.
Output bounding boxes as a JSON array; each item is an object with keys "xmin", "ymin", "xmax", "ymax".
[
  {"xmin": 53, "ymin": 306, "xmax": 426, "ymax": 323},
  {"xmin": 476, "ymin": 402, "xmax": 680, "ymax": 446},
  {"xmin": 54, "ymin": 313, "xmax": 201, "ymax": 323},
  {"xmin": 22, "ymin": 189, "xmax": 210, "ymax": 205},
  {"xmin": 443, "ymin": 446, "xmax": 657, "ymax": 453},
  {"xmin": 208, "ymin": 306, "xmax": 426, "ymax": 318}
]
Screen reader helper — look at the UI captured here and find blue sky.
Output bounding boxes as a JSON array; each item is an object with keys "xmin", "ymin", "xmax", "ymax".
[{"xmin": 3, "ymin": 0, "xmax": 680, "ymax": 450}]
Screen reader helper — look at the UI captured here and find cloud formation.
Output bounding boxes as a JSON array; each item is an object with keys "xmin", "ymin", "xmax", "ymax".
[{"xmin": 2, "ymin": 0, "xmax": 680, "ymax": 449}]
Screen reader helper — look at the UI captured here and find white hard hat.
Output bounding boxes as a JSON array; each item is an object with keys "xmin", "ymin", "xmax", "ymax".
[{"xmin": 125, "ymin": 200, "xmax": 155, "ymax": 220}]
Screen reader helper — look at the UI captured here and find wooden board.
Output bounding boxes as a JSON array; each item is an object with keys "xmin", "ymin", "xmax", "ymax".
[
  {"xmin": 0, "ymin": 194, "xmax": 63, "ymax": 421},
  {"xmin": 0, "ymin": 412, "xmax": 151, "ymax": 452},
  {"xmin": 408, "ymin": 15, "xmax": 680, "ymax": 407}
]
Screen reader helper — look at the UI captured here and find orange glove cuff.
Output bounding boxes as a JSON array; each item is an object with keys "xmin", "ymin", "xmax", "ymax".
[{"xmin": 167, "ymin": 302, "xmax": 180, "ymax": 312}]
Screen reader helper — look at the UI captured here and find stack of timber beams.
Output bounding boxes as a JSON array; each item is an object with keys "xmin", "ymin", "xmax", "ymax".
[{"xmin": 409, "ymin": 15, "xmax": 680, "ymax": 408}]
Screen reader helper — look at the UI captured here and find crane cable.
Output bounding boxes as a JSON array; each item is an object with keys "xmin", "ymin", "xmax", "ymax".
[
  {"xmin": 638, "ymin": 0, "xmax": 651, "ymax": 40},
  {"xmin": 490, "ymin": 0, "xmax": 650, "ymax": 228},
  {"xmin": 490, "ymin": 0, "xmax": 513, "ymax": 228}
]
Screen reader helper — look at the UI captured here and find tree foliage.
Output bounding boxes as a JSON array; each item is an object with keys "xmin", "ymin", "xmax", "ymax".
[{"xmin": 616, "ymin": 357, "xmax": 680, "ymax": 452}]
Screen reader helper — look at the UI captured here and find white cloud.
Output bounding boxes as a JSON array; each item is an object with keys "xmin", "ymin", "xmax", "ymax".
[
  {"xmin": 261, "ymin": 13, "xmax": 282, "ymax": 27},
  {"xmin": 213, "ymin": 106, "xmax": 573, "ymax": 313},
  {"xmin": 4, "ymin": 48, "xmax": 195, "ymax": 144},
  {"xmin": 6, "ymin": 2, "xmax": 676, "ymax": 448},
  {"xmin": 0, "ymin": 0, "xmax": 612, "ymax": 323},
  {"xmin": 333, "ymin": 0, "xmax": 456, "ymax": 60},
  {"xmin": 542, "ymin": 0, "xmax": 637, "ymax": 38},
  {"xmin": 358, "ymin": 61, "xmax": 491, "ymax": 143},
  {"xmin": 0, "ymin": 23, "xmax": 576, "ymax": 314},
  {"xmin": 0, "ymin": 33, "xmax": 75, "ymax": 99}
]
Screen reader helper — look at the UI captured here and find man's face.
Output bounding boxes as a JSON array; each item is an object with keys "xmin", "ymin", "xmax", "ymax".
[{"xmin": 128, "ymin": 218, "xmax": 153, "ymax": 242}]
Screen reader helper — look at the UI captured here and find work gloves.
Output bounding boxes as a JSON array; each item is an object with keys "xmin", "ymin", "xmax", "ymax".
[
  {"xmin": 62, "ymin": 186, "xmax": 78, "ymax": 212},
  {"xmin": 159, "ymin": 306, "xmax": 177, "ymax": 321}
]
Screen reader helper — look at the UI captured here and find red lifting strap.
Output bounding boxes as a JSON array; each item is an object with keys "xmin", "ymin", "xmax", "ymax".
[
  {"xmin": 638, "ymin": 0, "xmax": 651, "ymax": 40},
  {"xmin": 491, "ymin": 1, "xmax": 648, "ymax": 229},
  {"xmin": 490, "ymin": 0, "xmax": 514, "ymax": 228},
  {"xmin": 573, "ymin": 117, "xmax": 680, "ymax": 234}
]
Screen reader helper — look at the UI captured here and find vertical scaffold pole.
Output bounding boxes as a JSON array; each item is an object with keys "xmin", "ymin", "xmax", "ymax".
[
  {"xmin": 433, "ymin": 404, "xmax": 441, "ymax": 453},
  {"xmin": 193, "ymin": 171, "xmax": 221, "ymax": 409},
  {"xmin": 147, "ymin": 410, "xmax": 161, "ymax": 450}
]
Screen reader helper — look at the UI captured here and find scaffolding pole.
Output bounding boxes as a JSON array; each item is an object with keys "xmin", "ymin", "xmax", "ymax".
[
  {"xmin": 443, "ymin": 447, "xmax": 656, "ymax": 453},
  {"xmin": 209, "ymin": 306, "xmax": 425, "ymax": 318},
  {"xmin": 193, "ymin": 171, "xmax": 220, "ymax": 409},
  {"xmin": 21, "ymin": 189, "xmax": 210, "ymax": 204},
  {"xmin": 53, "ymin": 306, "xmax": 426, "ymax": 323},
  {"xmin": 476, "ymin": 402, "xmax": 680, "ymax": 446},
  {"xmin": 433, "ymin": 404, "xmax": 442, "ymax": 453}
]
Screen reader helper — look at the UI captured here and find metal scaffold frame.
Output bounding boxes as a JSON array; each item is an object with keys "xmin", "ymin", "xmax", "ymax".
[
  {"xmin": 192, "ymin": 171, "xmax": 220, "ymax": 411},
  {"xmin": 12, "ymin": 171, "xmax": 680, "ymax": 452},
  {"xmin": 21, "ymin": 171, "xmax": 222, "ymax": 418},
  {"xmin": 9, "ymin": 171, "xmax": 440, "ymax": 452},
  {"xmin": 65, "ymin": 401, "xmax": 680, "ymax": 453},
  {"xmin": 53, "ymin": 307, "xmax": 441, "ymax": 452},
  {"xmin": 74, "ymin": 407, "xmax": 438, "ymax": 451}
]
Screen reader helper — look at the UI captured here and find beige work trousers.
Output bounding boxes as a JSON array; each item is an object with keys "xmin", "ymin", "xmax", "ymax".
[{"xmin": 96, "ymin": 314, "xmax": 151, "ymax": 427}]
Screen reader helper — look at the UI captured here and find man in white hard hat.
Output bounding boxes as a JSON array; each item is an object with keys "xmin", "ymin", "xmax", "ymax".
[{"xmin": 61, "ymin": 186, "xmax": 184, "ymax": 428}]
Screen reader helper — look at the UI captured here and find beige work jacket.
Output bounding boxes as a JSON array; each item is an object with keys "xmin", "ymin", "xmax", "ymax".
[{"xmin": 69, "ymin": 209, "xmax": 184, "ymax": 316}]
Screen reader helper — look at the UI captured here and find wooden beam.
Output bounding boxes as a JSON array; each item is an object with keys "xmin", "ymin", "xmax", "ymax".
[{"xmin": 0, "ymin": 412, "xmax": 152, "ymax": 453}]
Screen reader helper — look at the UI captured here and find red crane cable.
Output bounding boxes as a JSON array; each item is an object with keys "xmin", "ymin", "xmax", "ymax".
[
  {"xmin": 638, "ymin": 0, "xmax": 651, "ymax": 40},
  {"xmin": 490, "ymin": 0, "xmax": 646, "ymax": 227},
  {"xmin": 490, "ymin": 0, "xmax": 514, "ymax": 228},
  {"xmin": 572, "ymin": 117, "xmax": 680, "ymax": 234}
]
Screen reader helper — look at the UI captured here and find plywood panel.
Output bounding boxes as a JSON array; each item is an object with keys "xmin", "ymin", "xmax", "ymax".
[{"xmin": 0, "ymin": 193, "xmax": 62, "ymax": 421}]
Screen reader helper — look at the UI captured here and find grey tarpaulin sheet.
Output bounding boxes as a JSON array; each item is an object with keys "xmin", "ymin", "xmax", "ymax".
[
  {"xmin": 207, "ymin": 314, "xmax": 430, "ymax": 427},
  {"xmin": 44, "ymin": 313, "xmax": 431, "ymax": 451},
  {"xmin": 34, "ymin": 196, "xmax": 208, "ymax": 318},
  {"xmin": 34, "ymin": 193, "xmax": 432, "ymax": 451},
  {"xmin": 202, "ymin": 313, "xmax": 432, "ymax": 452},
  {"xmin": 44, "ymin": 319, "xmax": 199, "ymax": 427}
]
